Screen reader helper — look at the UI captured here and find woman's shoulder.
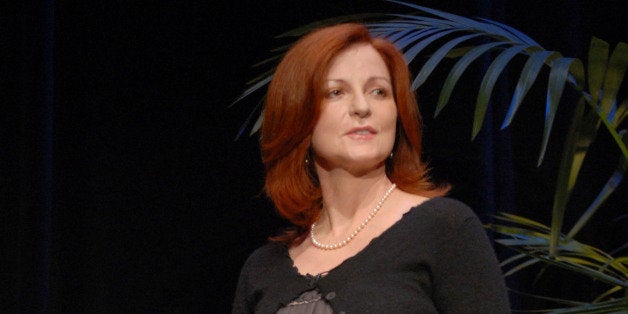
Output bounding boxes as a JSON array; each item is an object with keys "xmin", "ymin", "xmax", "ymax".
[
  {"xmin": 241, "ymin": 241, "xmax": 287, "ymax": 271},
  {"xmin": 418, "ymin": 196, "xmax": 475, "ymax": 213},
  {"xmin": 404, "ymin": 196, "xmax": 479, "ymax": 228}
]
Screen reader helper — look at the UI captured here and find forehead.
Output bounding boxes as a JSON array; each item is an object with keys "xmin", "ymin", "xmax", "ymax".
[{"xmin": 326, "ymin": 43, "xmax": 390, "ymax": 79}]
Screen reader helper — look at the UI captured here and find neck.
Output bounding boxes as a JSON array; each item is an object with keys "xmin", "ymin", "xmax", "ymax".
[{"xmin": 314, "ymin": 165, "xmax": 392, "ymax": 236}]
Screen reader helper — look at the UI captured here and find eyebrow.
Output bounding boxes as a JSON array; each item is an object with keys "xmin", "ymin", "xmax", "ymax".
[{"xmin": 325, "ymin": 76, "xmax": 392, "ymax": 84}]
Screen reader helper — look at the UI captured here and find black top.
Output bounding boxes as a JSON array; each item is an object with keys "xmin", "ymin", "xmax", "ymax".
[{"xmin": 232, "ymin": 197, "xmax": 510, "ymax": 313}]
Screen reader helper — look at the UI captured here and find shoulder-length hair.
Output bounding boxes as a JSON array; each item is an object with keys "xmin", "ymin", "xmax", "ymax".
[{"xmin": 261, "ymin": 23, "xmax": 448, "ymax": 245}]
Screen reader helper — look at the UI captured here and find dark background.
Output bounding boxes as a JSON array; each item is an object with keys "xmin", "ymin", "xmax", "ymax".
[{"xmin": 5, "ymin": 0, "xmax": 626, "ymax": 312}]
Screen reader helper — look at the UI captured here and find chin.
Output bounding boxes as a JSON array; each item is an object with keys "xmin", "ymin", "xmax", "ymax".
[{"xmin": 345, "ymin": 155, "xmax": 387, "ymax": 170}]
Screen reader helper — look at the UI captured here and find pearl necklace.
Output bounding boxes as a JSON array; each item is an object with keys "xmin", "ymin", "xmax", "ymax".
[{"xmin": 310, "ymin": 183, "xmax": 396, "ymax": 250}]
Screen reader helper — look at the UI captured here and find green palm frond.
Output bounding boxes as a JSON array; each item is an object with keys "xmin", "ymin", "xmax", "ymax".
[
  {"xmin": 587, "ymin": 37, "xmax": 609, "ymax": 107},
  {"xmin": 435, "ymin": 42, "xmax": 506, "ymax": 116},
  {"xmin": 501, "ymin": 50, "xmax": 559, "ymax": 129},
  {"xmin": 541, "ymin": 57, "xmax": 584, "ymax": 164},
  {"xmin": 490, "ymin": 212, "xmax": 628, "ymax": 311},
  {"xmin": 566, "ymin": 130, "xmax": 628, "ymax": 240},
  {"xmin": 614, "ymin": 98, "xmax": 627, "ymax": 126},
  {"xmin": 492, "ymin": 212, "xmax": 628, "ymax": 311},
  {"xmin": 599, "ymin": 41, "xmax": 628, "ymax": 117},
  {"xmin": 473, "ymin": 45, "xmax": 526, "ymax": 138},
  {"xmin": 548, "ymin": 299, "xmax": 628, "ymax": 313},
  {"xmin": 410, "ymin": 33, "xmax": 480, "ymax": 89}
]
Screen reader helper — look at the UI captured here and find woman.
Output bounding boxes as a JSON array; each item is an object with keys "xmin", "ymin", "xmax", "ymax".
[{"xmin": 233, "ymin": 23, "xmax": 510, "ymax": 313}]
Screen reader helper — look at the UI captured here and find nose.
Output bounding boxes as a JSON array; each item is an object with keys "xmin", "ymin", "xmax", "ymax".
[{"xmin": 351, "ymin": 94, "xmax": 371, "ymax": 118}]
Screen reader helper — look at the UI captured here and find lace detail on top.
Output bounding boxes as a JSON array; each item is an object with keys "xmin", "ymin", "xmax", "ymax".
[{"xmin": 276, "ymin": 290, "xmax": 333, "ymax": 314}]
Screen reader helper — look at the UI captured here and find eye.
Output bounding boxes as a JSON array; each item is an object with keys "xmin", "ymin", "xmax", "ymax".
[
  {"xmin": 326, "ymin": 89, "xmax": 343, "ymax": 98},
  {"xmin": 371, "ymin": 88, "xmax": 388, "ymax": 97}
]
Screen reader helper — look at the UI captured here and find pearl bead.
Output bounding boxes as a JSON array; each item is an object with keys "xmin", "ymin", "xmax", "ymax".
[{"xmin": 310, "ymin": 184, "xmax": 396, "ymax": 250}]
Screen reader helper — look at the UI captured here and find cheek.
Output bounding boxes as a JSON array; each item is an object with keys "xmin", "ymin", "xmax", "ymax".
[
  {"xmin": 382, "ymin": 105, "xmax": 398, "ymax": 145},
  {"xmin": 384, "ymin": 105, "xmax": 398, "ymax": 129},
  {"xmin": 390, "ymin": 110, "xmax": 398, "ymax": 125},
  {"xmin": 313, "ymin": 109, "xmax": 343, "ymax": 135},
  {"xmin": 310, "ymin": 115, "xmax": 337, "ymax": 150}
]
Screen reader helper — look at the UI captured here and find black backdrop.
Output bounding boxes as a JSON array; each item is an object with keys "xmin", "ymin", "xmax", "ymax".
[{"xmin": 6, "ymin": 0, "xmax": 626, "ymax": 312}]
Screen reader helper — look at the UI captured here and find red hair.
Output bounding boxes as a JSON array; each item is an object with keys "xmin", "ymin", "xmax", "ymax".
[{"xmin": 261, "ymin": 23, "xmax": 448, "ymax": 245}]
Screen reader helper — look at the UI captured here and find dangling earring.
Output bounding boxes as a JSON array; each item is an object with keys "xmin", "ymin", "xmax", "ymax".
[
  {"xmin": 385, "ymin": 151, "xmax": 395, "ymax": 171},
  {"xmin": 305, "ymin": 149, "xmax": 312, "ymax": 165}
]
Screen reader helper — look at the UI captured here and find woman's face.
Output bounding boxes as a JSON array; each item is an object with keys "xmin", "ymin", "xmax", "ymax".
[{"xmin": 311, "ymin": 43, "xmax": 397, "ymax": 174}]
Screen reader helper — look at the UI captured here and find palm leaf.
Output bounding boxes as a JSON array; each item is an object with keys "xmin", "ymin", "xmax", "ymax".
[
  {"xmin": 510, "ymin": 245, "xmax": 628, "ymax": 288},
  {"xmin": 386, "ymin": 13, "xmax": 459, "ymax": 28},
  {"xmin": 587, "ymin": 37, "xmax": 610, "ymax": 105},
  {"xmin": 503, "ymin": 257, "xmax": 541, "ymax": 277},
  {"xmin": 614, "ymin": 97, "xmax": 627, "ymax": 126},
  {"xmin": 251, "ymin": 54, "xmax": 285, "ymax": 69},
  {"xmin": 436, "ymin": 42, "xmax": 506, "ymax": 116},
  {"xmin": 384, "ymin": 27, "xmax": 446, "ymax": 52},
  {"xmin": 501, "ymin": 50, "xmax": 558, "ymax": 129},
  {"xmin": 567, "ymin": 100, "xmax": 599, "ymax": 192},
  {"xmin": 476, "ymin": 17, "xmax": 541, "ymax": 47},
  {"xmin": 494, "ymin": 212, "xmax": 551, "ymax": 232},
  {"xmin": 499, "ymin": 252, "xmax": 530, "ymax": 268},
  {"xmin": 236, "ymin": 99, "xmax": 264, "ymax": 140},
  {"xmin": 245, "ymin": 68, "xmax": 276, "ymax": 86},
  {"xmin": 411, "ymin": 33, "xmax": 480, "ymax": 88},
  {"xmin": 545, "ymin": 61, "xmax": 587, "ymax": 257},
  {"xmin": 539, "ymin": 57, "xmax": 583, "ymax": 166},
  {"xmin": 232, "ymin": 74, "xmax": 273, "ymax": 107},
  {"xmin": 591, "ymin": 103, "xmax": 628, "ymax": 159},
  {"xmin": 384, "ymin": 0, "xmax": 515, "ymax": 41},
  {"xmin": 444, "ymin": 45, "xmax": 480, "ymax": 58},
  {"xmin": 491, "ymin": 225, "xmax": 550, "ymax": 243},
  {"xmin": 405, "ymin": 29, "xmax": 458, "ymax": 72},
  {"xmin": 599, "ymin": 41, "xmax": 628, "ymax": 117},
  {"xmin": 473, "ymin": 45, "xmax": 526, "ymax": 138},
  {"xmin": 510, "ymin": 290, "xmax": 586, "ymax": 308},
  {"xmin": 382, "ymin": 27, "xmax": 419, "ymax": 44},
  {"xmin": 557, "ymin": 256, "xmax": 603, "ymax": 269},
  {"xmin": 579, "ymin": 39, "xmax": 628, "ymax": 160},
  {"xmin": 565, "ymin": 130, "xmax": 628, "ymax": 240},
  {"xmin": 492, "ymin": 212, "xmax": 628, "ymax": 279},
  {"xmin": 592, "ymin": 286, "xmax": 623, "ymax": 303},
  {"xmin": 232, "ymin": 75, "xmax": 273, "ymax": 138},
  {"xmin": 249, "ymin": 108, "xmax": 264, "ymax": 137},
  {"xmin": 548, "ymin": 298, "xmax": 628, "ymax": 313}
]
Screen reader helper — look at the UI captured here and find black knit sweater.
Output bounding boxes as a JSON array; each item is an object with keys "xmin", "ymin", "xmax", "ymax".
[{"xmin": 232, "ymin": 197, "xmax": 510, "ymax": 313}]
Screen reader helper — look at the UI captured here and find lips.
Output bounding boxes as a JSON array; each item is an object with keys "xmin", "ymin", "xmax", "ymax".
[{"xmin": 346, "ymin": 126, "xmax": 377, "ymax": 139}]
